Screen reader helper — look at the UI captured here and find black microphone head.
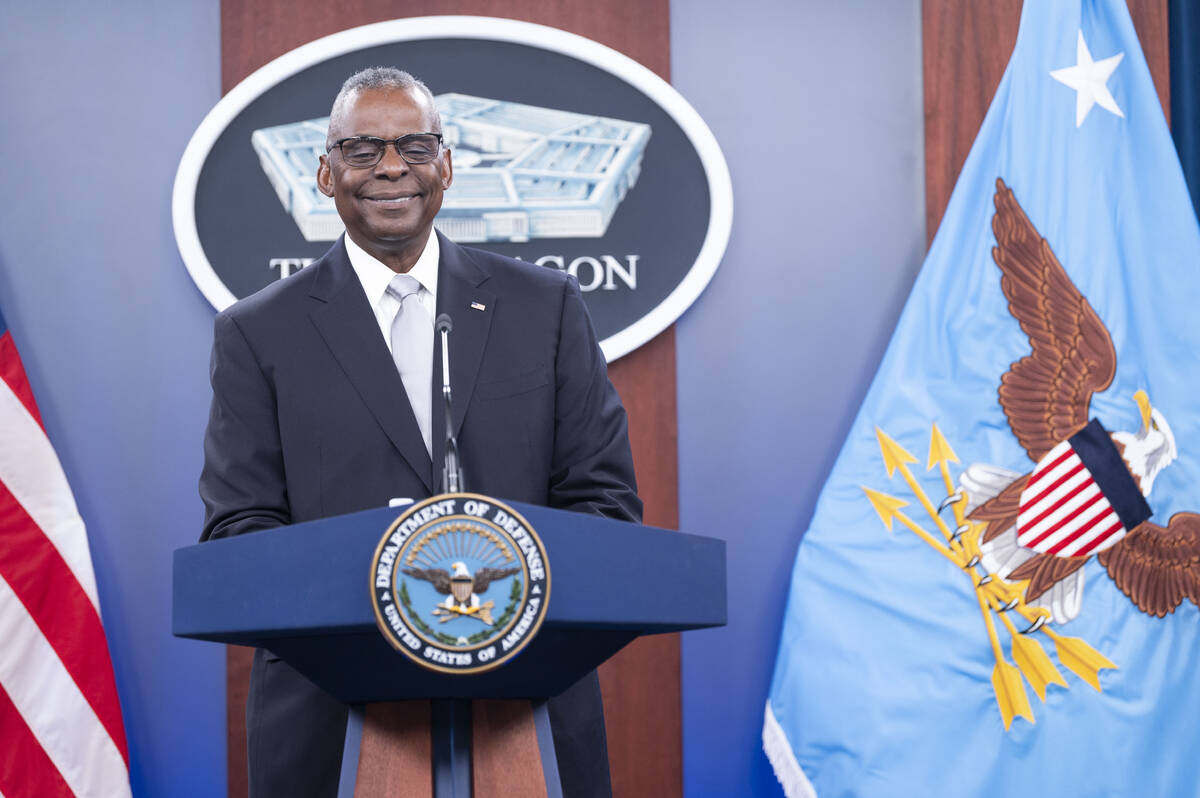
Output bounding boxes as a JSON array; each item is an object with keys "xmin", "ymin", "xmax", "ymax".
[{"xmin": 435, "ymin": 313, "xmax": 453, "ymax": 334}]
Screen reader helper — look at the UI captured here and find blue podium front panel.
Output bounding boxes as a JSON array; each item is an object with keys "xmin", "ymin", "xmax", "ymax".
[{"xmin": 173, "ymin": 500, "xmax": 725, "ymax": 701}]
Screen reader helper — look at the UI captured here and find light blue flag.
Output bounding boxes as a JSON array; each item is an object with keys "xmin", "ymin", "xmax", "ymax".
[{"xmin": 764, "ymin": 2, "xmax": 1200, "ymax": 796}]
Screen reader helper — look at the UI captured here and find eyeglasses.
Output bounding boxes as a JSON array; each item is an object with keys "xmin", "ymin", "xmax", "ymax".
[{"xmin": 327, "ymin": 133, "xmax": 444, "ymax": 168}]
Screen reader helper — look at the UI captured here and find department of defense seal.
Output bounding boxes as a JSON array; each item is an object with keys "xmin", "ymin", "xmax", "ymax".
[{"xmin": 370, "ymin": 493, "xmax": 550, "ymax": 674}]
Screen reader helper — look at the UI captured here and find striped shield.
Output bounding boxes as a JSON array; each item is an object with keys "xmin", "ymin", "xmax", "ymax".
[
  {"xmin": 1017, "ymin": 419, "xmax": 1152, "ymax": 557},
  {"xmin": 451, "ymin": 575, "xmax": 474, "ymax": 604}
]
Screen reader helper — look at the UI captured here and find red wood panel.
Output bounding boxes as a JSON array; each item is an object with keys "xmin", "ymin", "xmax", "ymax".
[
  {"xmin": 355, "ymin": 702, "xmax": 434, "ymax": 797},
  {"xmin": 223, "ymin": 646, "xmax": 251, "ymax": 795},
  {"xmin": 471, "ymin": 700, "xmax": 548, "ymax": 798},
  {"xmin": 220, "ymin": 2, "xmax": 679, "ymax": 796},
  {"xmin": 221, "ymin": 1, "xmax": 669, "ymax": 95},
  {"xmin": 922, "ymin": 0, "xmax": 1170, "ymax": 245},
  {"xmin": 601, "ymin": 328, "xmax": 682, "ymax": 798},
  {"xmin": 1130, "ymin": 1, "xmax": 1171, "ymax": 118}
]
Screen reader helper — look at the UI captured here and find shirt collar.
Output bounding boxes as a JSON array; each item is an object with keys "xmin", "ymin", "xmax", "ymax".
[{"xmin": 344, "ymin": 231, "xmax": 441, "ymax": 306}]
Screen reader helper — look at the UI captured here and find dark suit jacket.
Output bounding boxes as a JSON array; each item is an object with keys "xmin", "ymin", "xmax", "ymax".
[{"xmin": 199, "ymin": 233, "xmax": 641, "ymax": 797}]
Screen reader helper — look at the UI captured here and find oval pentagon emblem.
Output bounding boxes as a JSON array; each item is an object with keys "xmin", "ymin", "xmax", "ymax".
[
  {"xmin": 370, "ymin": 493, "xmax": 550, "ymax": 674},
  {"xmin": 172, "ymin": 16, "xmax": 732, "ymax": 362}
]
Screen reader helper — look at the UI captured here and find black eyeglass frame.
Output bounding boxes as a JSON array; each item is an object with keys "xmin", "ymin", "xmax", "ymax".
[{"xmin": 326, "ymin": 133, "xmax": 445, "ymax": 167}]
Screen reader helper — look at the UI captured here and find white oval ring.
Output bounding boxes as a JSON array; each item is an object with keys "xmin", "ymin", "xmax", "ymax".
[{"xmin": 172, "ymin": 16, "xmax": 733, "ymax": 362}]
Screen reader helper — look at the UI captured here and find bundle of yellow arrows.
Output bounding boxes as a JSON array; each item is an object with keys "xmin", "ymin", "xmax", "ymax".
[{"xmin": 862, "ymin": 424, "xmax": 1117, "ymax": 730}]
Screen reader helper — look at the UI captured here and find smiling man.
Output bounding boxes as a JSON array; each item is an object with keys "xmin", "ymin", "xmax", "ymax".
[
  {"xmin": 199, "ymin": 68, "xmax": 640, "ymax": 798},
  {"xmin": 318, "ymin": 75, "xmax": 452, "ymax": 274}
]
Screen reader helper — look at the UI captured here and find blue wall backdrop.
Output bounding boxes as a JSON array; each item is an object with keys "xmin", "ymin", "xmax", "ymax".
[
  {"xmin": 0, "ymin": 2, "xmax": 924, "ymax": 795},
  {"xmin": 671, "ymin": 2, "xmax": 925, "ymax": 794},
  {"xmin": 0, "ymin": 4, "xmax": 224, "ymax": 796}
]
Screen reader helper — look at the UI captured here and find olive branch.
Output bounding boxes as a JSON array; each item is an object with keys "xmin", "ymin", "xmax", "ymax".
[{"xmin": 398, "ymin": 580, "xmax": 458, "ymax": 646}]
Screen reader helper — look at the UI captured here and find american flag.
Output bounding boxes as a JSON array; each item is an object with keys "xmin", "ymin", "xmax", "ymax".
[{"xmin": 0, "ymin": 308, "xmax": 130, "ymax": 797}]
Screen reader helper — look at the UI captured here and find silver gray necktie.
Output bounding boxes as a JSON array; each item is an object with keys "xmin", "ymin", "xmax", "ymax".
[{"xmin": 387, "ymin": 274, "xmax": 433, "ymax": 457}]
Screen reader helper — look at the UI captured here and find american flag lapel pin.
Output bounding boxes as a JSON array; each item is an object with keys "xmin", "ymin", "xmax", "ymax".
[{"xmin": 471, "ymin": 301, "xmax": 486, "ymax": 311}]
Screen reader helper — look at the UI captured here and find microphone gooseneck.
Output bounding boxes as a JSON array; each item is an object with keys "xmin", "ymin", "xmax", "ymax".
[{"xmin": 436, "ymin": 314, "xmax": 464, "ymax": 493}]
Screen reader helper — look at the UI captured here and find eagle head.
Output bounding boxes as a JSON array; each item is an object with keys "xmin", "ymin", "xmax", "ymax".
[
  {"xmin": 450, "ymin": 561, "xmax": 471, "ymax": 579},
  {"xmin": 1113, "ymin": 390, "xmax": 1177, "ymax": 497}
]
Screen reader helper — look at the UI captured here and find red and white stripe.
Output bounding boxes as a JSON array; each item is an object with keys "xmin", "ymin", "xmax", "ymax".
[
  {"xmin": 0, "ymin": 328, "xmax": 130, "ymax": 798},
  {"xmin": 1016, "ymin": 440, "xmax": 1126, "ymax": 558}
]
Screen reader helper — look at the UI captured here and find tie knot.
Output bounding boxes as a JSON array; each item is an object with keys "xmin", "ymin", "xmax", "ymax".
[{"xmin": 387, "ymin": 273, "xmax": 422, "ymax": 303}]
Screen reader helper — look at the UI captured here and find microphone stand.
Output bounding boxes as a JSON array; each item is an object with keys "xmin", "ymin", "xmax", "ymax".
[
  {"xmin": 432, "ymin": 313, "xmax": 469, "ymax": 796},
  {"xmin": 437, "ymin": 313, "xmax": 464, "ymax": 494}
]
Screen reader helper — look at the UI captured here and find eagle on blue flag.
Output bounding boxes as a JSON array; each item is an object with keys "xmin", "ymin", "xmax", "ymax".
[
  {"xmin": 764, "ymin": 2, "xmax": 1200, "ymax": 796},
  {"xmin": 966, "ymin": 177, "xmax": 1199, "ymax": 624}
]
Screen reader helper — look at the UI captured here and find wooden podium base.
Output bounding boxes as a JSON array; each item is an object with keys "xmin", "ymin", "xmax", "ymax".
[{"xmin": 338, "ymin": 700, "xmax": 561, "ymax": 798}]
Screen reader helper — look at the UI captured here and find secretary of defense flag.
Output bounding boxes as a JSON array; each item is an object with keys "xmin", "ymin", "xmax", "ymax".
[{"xmin": 764, "ymin": 2, "xmax": 1200, "ymax": 796}]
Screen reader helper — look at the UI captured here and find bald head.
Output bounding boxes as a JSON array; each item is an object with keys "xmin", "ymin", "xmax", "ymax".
[{"xmin": 326, "ymin": 67, "xmax": 441, "ymax": 148}]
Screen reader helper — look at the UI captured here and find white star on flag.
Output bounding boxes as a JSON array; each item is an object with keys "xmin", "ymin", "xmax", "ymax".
[{"xmin": 1050, "ymin": 30, "xmax": 1125, "ymax": 127}]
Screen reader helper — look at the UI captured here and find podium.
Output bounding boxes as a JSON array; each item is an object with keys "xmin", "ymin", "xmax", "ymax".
[{"xmin": 173, "ymin": 498, "xmax": 726, "ymax": 796}]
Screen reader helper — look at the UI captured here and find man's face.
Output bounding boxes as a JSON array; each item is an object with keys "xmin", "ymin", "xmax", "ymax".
[{"xmin": 317, "ymin": 87, "xmax": 453, "ymax": 267}]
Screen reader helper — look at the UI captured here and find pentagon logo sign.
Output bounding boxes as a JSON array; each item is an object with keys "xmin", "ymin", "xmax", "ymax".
[
  {"xmin": 173, "ymin": 16, "xmax": 733, "ymax": 362},
  {"xmin": 370, "ymin": 493, "xmax": 550, "ymax": 674}
]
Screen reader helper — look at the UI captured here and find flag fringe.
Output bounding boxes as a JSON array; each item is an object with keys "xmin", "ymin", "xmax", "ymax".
[{"xmin": 762, "ymin": 701, "xmax": 818, "ymax": 798}]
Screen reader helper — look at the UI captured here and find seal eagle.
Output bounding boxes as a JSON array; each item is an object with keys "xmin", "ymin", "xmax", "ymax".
[
  {"xmin": 403, "ymin": 561, "xmax": 518, "ymax": 609},
  {"xmin": 959, "ymin": 178, "xmax": 1199, "ymax": 623}
]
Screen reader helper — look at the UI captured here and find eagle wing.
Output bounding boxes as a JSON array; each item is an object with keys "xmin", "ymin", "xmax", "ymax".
[
  {"xmin": 1009, "ymin": 551, "xmax": 1088, "ymax": 602},
  {"xmin": 472, "ymin": 566, "xmax": 519, "ymax": 593},
  {"xmin": 970, "ymin": 473, "xmax": 1028, "ymax": 543},
  {"xmin": 990, "ymin": 178, "xmax": 1117, "ymax": 462},
  {"xmin": 401, "ymin": 567, "xmax": 453, "ymax": 595},
  {"xmin": 1097, "ymin": 513, "xmax": 1200, "ymax": 617}
]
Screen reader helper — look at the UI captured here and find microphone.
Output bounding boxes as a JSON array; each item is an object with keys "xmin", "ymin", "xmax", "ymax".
[{"xmin": 436, "ymin": 314, "xmax": 464, "ymax": 493}]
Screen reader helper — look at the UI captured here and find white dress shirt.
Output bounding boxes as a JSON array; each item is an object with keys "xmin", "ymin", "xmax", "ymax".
[{"xmin": 344, "ymin": 231, "xmax": 440, "ymax": 352}]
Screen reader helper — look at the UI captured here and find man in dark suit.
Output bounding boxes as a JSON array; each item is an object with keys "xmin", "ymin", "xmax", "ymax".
[{"xmin": 199, "ymin": 67, "xmax": 640, "ymax": 797}]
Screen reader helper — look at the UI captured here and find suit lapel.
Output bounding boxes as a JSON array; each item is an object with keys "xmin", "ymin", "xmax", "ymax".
[
  {"xmin": 307, "ymin": 239, "xmax": 434, "ymax": 492},
  {"xmin": 432, "ymin": 233, "xmax": 495, "ymax": 490}
]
